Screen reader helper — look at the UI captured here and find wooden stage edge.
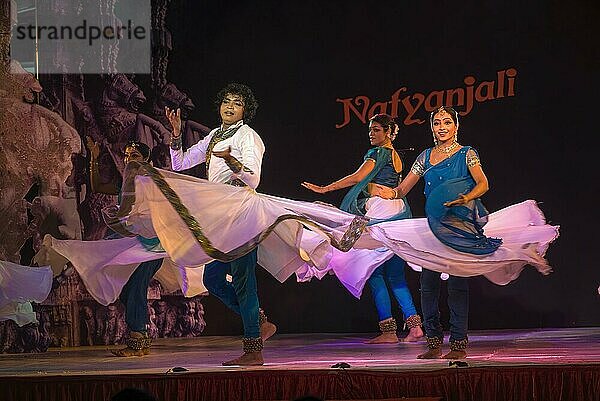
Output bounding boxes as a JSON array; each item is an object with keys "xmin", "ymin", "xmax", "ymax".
[{"xmin": 1, "ymin": 327, "xmax": 599, "ymax": 401}]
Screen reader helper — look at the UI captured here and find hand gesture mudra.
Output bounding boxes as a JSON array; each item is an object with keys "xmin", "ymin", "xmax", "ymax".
[
  {"xmin": 212, "ymin": 146, "xmax": 233, "ymax": 160},
  {"xmin": 444, "ymin": 194, "xmax": 470, "ymax": 207},
  {"xmin": 165, "ymin": 107, "xmax": 181, "ymax": 137},
  {"xmin": 301, "ymin": 182, "xmax": 329, "ymax": 194}
]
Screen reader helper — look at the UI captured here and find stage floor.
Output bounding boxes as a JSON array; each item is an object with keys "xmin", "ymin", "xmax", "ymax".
[
  {"xmin": 1, "ymin": 327, "xmax": 599, "ymax": 401},
  {"xmin": 1, "ymin": 327, "xmax": 599, "ymax": 376}
]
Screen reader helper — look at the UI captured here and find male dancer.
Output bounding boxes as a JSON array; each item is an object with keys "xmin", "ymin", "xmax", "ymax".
[{"xmin": 166, "ymin": 83, "xmax": 276, "ymax": 366}]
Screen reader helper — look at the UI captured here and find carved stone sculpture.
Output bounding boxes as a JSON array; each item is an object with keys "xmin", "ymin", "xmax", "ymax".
[{"xmin": 0, "ymin": 60, "xmax": 81, "ymax": 262}]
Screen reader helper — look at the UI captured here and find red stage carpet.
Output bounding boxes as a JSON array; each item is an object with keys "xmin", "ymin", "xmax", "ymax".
[{"xmin": 1, "ymin": 328, "xmax": 598, "ymax": 401}]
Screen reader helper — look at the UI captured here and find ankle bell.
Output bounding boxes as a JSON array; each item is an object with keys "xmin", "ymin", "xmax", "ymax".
[
  {"xmin": 125, "ymin": 331, "xmax": 152, "ymax": 350},
  {"xmin": 242, "ymin": 337, "xmax": 263, "ymax": 354},
  {"xmin": 449, "ymin": 338, "xmax": 468, "ymax": 351},
  {"xmin": 378, "ymin": 317, "xmax": 397, "ymax": 334},
  {"xmin": 405, "ymin": 314, "xmax": 422, "ymax": 329},
  {"xmin": 426, "ymin": 336, "xmax": 443, "ymax": 350}
]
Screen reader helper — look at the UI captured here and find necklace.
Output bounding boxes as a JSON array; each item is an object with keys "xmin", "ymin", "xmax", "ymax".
[{"xmin": 435, "ymin": 141, "xmax": 459, "ymax": 154}]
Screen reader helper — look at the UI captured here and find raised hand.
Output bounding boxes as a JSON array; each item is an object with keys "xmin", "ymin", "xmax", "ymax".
[
  {"xmin": 165, "ymin": 107, "xmax": 181, "ymax": 137},
  {"xmin": 301, "ymin": 182, "xmax": 329, "ymax": 194}
]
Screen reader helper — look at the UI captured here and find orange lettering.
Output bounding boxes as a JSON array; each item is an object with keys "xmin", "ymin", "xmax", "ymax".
[
  {"xmin": 335, "ymin": 96, "xmax": 370, "ymax": 128},
  {"xmin": 475, "ymin": 81, "xmax": 495, "ymax": 102},
  {"xmin": 425, "ymin": 90, "xmax": 444, "ymax": 112},
  {"xmin": 402, "ymin": 93, "xmax": 426, "ymax": 125}
]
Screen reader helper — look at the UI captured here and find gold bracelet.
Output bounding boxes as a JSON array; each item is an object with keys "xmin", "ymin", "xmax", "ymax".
[{"xmin": 392, "ymin": 189, "xmax": 398, "ymax": 199}]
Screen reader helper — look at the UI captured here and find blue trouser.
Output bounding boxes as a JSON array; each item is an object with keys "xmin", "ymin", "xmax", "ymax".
[
  {"xmin": 119, "ymin": 259, "xmax": 163, "ymax": 333},
  {"xmin": 202, "ymin": 248, "xmax": 260, "ymax": 338},
  {"xmin": 420, "ymin": 268, "xmax": 469, "ymax": 342},
  {"xmin": 367, "ymin": 255, "xmax": 417, "ymax": 321}
]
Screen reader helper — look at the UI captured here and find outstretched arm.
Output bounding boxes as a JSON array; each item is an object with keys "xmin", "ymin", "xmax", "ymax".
[{"xmin": 302, "ymin": 159, "xmax": 375, "ymax": 193}]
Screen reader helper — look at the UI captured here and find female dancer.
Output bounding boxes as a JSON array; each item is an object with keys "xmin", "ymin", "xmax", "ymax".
[
  {"xmin": 302, "ymin": 114, "xmax": 423, "ymax": 343},
  {"xmin": 373, "ymin": 106, "xmax": 518, "ymax": 358}
]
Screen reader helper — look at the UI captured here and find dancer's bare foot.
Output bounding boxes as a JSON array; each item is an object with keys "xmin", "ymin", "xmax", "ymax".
[
  {"xmin": 417, "ymin": 348, "xmax": 442, "ymax": 359},
  {"xmin": 365, "ymin": 332, "xmax": 399, "ymax": 344},
  {"xmin": 222, "ymin": 351, "xmax": 264, "ymax": 366},
  {"xmin": 401, "ymin": 326, "xmax": 424, "ymax": 342},
  {"xmin": 260, "ymin": 321, "xmax": 277, "ymax": 341},
  {"xmin": 443, "ymin": 350, "xmax": 467, "ymax": 359}
]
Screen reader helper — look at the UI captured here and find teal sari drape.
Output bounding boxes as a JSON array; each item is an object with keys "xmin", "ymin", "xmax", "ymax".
[
  {"xmin": 421, "ymin": 146, "xmax": 502, "ymax": 254},
  {"xmin": 340, "ymin": 147, "xmax": 412, "ymax": 225}
]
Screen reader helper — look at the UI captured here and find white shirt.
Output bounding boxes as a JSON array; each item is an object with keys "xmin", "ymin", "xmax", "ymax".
[{"xmin": 170, "ymin": 120, "xmax": 265, "ymax": 189}]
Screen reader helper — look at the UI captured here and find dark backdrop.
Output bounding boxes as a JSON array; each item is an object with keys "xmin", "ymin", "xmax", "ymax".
[{"xmin": 163, "ymin": 0, "xmax": 597, "ymax": 334}]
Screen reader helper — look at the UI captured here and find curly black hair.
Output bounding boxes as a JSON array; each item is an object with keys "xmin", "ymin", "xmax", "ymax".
[{"xmin": 214, "ymin": 83, "xmax": 259, "ymax": 122}]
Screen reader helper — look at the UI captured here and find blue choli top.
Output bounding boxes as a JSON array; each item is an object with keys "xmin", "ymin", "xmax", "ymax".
[
  {"xmin": 411, "ymin": 146, "xmax": 502, "ymax": 254},
  {"xmin": 340, "ymin": 146, "xmax": 412, "ymax": 224},
  {"xmin": 369, "ymin": 148, "xmax": 400, "ymax": 188}
]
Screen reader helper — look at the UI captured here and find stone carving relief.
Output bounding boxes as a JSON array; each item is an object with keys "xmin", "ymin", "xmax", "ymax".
[{"xmin": 0, "ymin": 0, "xmax": 209, "ymax": 353}]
